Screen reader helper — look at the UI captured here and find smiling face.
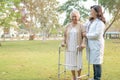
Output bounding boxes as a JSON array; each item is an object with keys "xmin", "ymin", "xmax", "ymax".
[
  {"xmin": 71, "ymin": 13, "xmax": 78, "ymax": 24},
  {"xmin": 89, "ymin": 5, "xmax": 106, "ymax": 23},
  {"xmin": 90, "ymin": 8, "xmax": 97, "ymax": 19}
]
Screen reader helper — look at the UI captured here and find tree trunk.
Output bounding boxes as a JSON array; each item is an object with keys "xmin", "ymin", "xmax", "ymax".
[
  {"xmin": 103, "ymin": 8, "xmax": 120, "ymax": 37},
  {"xmin": 29, "ymin": 34, "xmax": 35, "ymax": 40}
]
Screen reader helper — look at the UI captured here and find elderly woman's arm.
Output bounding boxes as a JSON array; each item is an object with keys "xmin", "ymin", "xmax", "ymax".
[
  {"xmin": 81, "ymin": 32, "xmax": 86, "ymax": 48},
  {"xmin": 80, "ymin": 25, "xmax": 86, "ymax": 50},
  {"xmin": 61, "ymin": 27, "xmax": 67, "ymax": 47}
]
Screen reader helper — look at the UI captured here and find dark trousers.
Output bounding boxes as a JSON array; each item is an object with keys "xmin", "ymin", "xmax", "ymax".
[{"xmin": 93, "ymin": 64, "xmax": 102, "ymax": 80}]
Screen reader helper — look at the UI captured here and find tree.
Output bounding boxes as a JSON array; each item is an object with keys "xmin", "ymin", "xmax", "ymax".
[
  {"xmin": 0, "ymin": 0, "xmax": 21, "ymax": 28},
  {"xmin": 58, "ymin": 0, "xmax": 89, "ymax": 25},
  {"xmin": 59, "ymin": 0, "xmax": 120, "ymax": 36},
  {"xmin": 99, "ymin": 0, "xmax": 120, "ymax": 36},
  {"xmin": 21, "ymin": 0, "xmax": 59, "ymax": 40},
  {"xmin": 0, "ymin": 0, "xmax": 21, "ymax": 46}
]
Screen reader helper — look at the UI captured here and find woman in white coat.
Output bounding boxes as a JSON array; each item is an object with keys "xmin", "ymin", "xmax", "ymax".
[{"xmin": 84, "ymin": 5, "xmax": 106, "ymax": 80}]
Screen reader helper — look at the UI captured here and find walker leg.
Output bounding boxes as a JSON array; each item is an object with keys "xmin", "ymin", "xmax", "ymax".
[
  {"xmin": 88, "ymin": 50, "xmax": 91, "ymax": 80},
  {"xmin": 64, "ymin": 52, "xmax": 66, "ymax": 80},
  {"xmin": 58, "ymin": 46, "xmax": 61, "ymax": 80}
]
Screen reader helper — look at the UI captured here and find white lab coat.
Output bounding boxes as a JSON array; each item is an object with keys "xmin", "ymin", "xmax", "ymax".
[{"xmin": 84, "ymin": 18, "xmax": 105, "ymax": 64}]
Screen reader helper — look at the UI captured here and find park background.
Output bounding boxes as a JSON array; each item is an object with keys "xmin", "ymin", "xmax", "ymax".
[{"xmin": 0, "ymin": 0, "xmax": 120, "ymax": 80}]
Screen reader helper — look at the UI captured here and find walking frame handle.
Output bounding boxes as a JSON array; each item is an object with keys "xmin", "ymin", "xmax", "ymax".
[{"xmin": 58, "ymin": 44, "xmax": 90, "ymax": 80}]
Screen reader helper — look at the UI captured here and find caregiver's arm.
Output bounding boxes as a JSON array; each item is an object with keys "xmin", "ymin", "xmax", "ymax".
[{"xmin": 86, "ymin": 21, "xmax": 105, "ymax": 40}]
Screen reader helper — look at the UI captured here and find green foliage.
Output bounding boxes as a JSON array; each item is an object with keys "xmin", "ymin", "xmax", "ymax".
[
  {"xmin": 99, "ymin": 0, "xmax": 120, "ymax": 21},
  {"xmin": 99, "ymin": 0, "xmax": 120, "ymax": 33},
  {"xmin": 0, "ymin": 0, "xmax": 21, "ymax": 28},
  {"xmin": 99, "ymin": 0, "xmax": 120, "ymax": 13},
  {"xmin": 21, "ymin": 0, "xmax": 59, "ymax": 37},
  {"xmin": 58, "ymin": 0, "xmax": 89, "ymax": 25}
]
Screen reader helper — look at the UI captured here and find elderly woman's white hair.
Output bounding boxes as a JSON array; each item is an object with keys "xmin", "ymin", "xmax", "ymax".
[{"xmin": 70, "ymin": 9, "xmax": 80, "ymax": 20}]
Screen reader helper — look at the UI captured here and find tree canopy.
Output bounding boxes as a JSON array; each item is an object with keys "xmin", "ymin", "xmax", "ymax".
[
  {"xmin": 0, "ymin": 0, "xmax": 21, "ymax": 28},
  {"xmin": 99, "ymin": 0, "xmax": 120, "ymax": 34},
  {"xmin": 59, "ymin": 0, "xmax": 120, "ymax": 34},
  {"xmin": 58, "ymin": 0, "xmax": 89, "ymax": 25}
]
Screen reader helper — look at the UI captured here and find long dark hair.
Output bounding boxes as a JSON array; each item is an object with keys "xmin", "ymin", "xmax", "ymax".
[{"xmin": 89, "ymin": 5, "xmax": 106, "ymax": 24}]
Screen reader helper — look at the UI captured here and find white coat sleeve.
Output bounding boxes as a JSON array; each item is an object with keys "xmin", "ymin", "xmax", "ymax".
[{"xmin": 86, "ymin": 21, "xmax": 105, "ymax": 40}]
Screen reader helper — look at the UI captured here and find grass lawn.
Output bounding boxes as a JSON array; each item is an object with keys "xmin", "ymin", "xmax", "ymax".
[{"xmin": 0, "ymin": 40, "xmax": 120, "ymax": 80}]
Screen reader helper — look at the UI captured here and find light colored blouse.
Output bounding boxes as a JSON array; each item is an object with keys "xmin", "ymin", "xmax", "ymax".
[{"xmin": 64, "ymin": 22, "xmax": 86, "ymax": 50}]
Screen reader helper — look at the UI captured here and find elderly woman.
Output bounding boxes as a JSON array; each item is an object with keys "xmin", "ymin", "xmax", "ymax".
[
  {"xmin": 84, "ymin": 5, "xmax": 105, "ymax": 80},
  {"xmin": 62, "ymin": 9, "xmax": 86, "ymax": 80}
]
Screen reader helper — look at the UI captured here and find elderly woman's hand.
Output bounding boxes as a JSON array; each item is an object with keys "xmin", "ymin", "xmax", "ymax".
[
  {"xmin": 78, "ymin": 44, "xmax": 86, "ymax": 51},
  {"xmin": 81, "ymin": 43, "xmax": 86, "ymax": 49},
  {"xmin": 82, "ymin": 32, "xmax": 86, "ymax": 37},
  {"xmin": 61, "ymin": 42, "xmax": 65, "ymax": 47}
]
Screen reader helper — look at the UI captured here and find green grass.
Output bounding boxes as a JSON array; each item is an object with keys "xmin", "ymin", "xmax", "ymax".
[{"xmin": 0, "ymin": 40, "xmax": 120, "ymax": 80}]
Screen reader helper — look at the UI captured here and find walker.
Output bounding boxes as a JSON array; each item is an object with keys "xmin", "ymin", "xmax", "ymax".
[{"xmin": 58, "ymin": 45, "xmax": 91, "ymax": 80}]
